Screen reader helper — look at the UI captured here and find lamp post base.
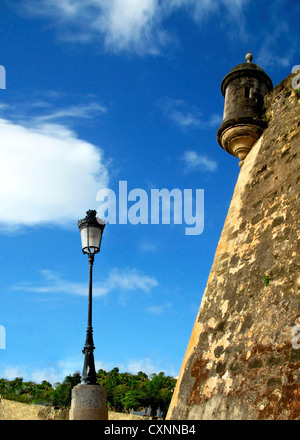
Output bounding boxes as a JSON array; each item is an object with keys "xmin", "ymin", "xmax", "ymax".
[{"xmin": 69, "ymin": 384, "xmax": 108, "ymax": 420}]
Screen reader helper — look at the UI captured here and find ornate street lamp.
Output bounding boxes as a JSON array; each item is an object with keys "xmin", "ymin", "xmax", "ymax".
[{"xmin": 78, "ymin": 209, "xmax": 106, "ymax": 385}]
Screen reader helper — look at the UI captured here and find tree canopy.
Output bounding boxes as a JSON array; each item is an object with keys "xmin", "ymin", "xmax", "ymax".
[{"xmin": 0, "ymin": 368, "xmax": 176, "ymax": 417}]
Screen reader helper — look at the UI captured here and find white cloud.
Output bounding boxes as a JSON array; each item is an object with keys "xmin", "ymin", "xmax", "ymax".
[
  {"xmin": 2, "ymin": 366, "xmax": 27, "ymax": 381},
  {"xmin": 95, "ymin": 0, "xmax": 166, "ymax": 54},
  {"xmin": 11, "ymin": 268, "xmax": 159, "ymax": 298},
  {"xmin": 0, "ymin": 356, "xmax": 172, "ymax": 384},
  {"xmin": 19, "ymin": 0, "xmax": 250, "ymax": 54},
  {"xmin": 125, "ymin": 357, "xmax": 177, "ymax": 376},
  {"xmin": 38, "ymin": 358, "xmax": 109, "ymax": 383},
  {"xmin": 31, "ymin": 367, "xmax": 67, "ymax": 385},
  {"xmin": 182, "ymin": 150, "xmax": 217, "ymax": 173},
  {"xmin": 126, "ymin": 358, "xmax": 163, "ymax": 375},
  {"xmin": 0, "ymin": 117, "xmax": 109, "ymax": 230},
  {"xmin": 1, "ymin": 359, "xmax": 83, "ymax": 384}
]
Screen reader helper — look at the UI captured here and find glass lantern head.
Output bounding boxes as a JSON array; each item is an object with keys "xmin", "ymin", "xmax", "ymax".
[{"xmin": 78, "ymin": 210, "xmax": 105, "ymax": 254}]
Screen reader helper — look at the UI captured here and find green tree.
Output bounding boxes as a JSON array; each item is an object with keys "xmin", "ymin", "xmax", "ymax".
[
  {"xmin": 147, "ymin": 372, "xmax": 176, "ymax": 415},
  {"xmin": 122, "ymin": 388, "xmax": 149, "ymax": 412},
  {"xmin": 51, "ymin": 371, "xmax": 81, "ymax": 407},
  {"xmin": 112, "ymin": 384, "xmax": 128, "ymax": 411}
]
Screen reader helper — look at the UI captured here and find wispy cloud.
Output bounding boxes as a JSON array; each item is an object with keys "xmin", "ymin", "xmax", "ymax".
[
  {"xmin": 34, "ymin": 102, "xmax": 107, "ymax": 123},
  {"xmin": 0, "ymin": 355, "xmax": 173, "ymax": 384},
  {"xmin": 21, "ymin": 0, "xmax": 167, "ymax": 55},
  {"xmin": 256, "ymin": 22, "xmax": 295, "ymax": 68},
  {"xmin": 1, "ymin": 358, "xmax": 99, "ymax": 384},
  {"xmin": 160, "ymin": 98, "xmax": 222, "ymax": 130},
  {"xmin": 165, "ymin": 0, "xmax": 249, "ymax": 29},
  {"xmin": 0, "ymin": 116, "xmax": 109, "ymax": 230},
  {"xmin": 126, "ymin": 358, "xmax": 165, "ymax": 375},
  {"xmin": 146, "ymin": 302, "xmax": 171, "ymax": 315},
  {"xmin": 11, "ymin": 268, "xmax": 159, "ymax": 299},
  {"xmin": 182, "ymin": 150, "xmax": 217, "ymax": 173},
  {"xmin": 0, "ymin": 103, "xmax": 9, "ymax": 111},
  {"xmin": 107, "ymin": 268, "xmax": 158, "ymax": 293},
  {"xmin": 30, "ymin": 359, "xmax": 108, "ymax": 384},
  {"xmin": 3, "ymin": 96, "xmax": 107, "ymax": 127},
  {"xmin": 139, "ymin": 240, "xmax": 158, "ymax": 253},
  {"xmin": 18, "ymin": 0, "xmax": 250, "ymax": 55}
]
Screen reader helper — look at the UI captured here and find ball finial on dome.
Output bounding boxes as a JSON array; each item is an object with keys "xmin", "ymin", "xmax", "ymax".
[{"xmin": 245, "ymin": 51, "xmax": 253, "ymax": 63}]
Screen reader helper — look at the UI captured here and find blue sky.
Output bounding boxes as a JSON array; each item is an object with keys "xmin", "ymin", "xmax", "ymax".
[{"xmin": 0, "ymin": 0, "xmax": 299, "ymax": 385}]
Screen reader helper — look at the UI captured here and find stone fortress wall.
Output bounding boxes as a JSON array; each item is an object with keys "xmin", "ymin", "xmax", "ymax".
[{"xmin": 167, "ymin": 71, "xmax": 300, "ymax": 420}]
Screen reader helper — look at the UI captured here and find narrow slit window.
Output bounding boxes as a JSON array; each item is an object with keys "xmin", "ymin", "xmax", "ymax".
[{"xmin": 245, "ymin": 87, "xmax": 250, "ymax": 98}]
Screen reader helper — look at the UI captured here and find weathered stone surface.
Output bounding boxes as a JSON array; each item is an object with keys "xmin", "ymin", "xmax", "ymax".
[
  {"xmin": 69, "ymin": 384, "xmax": 108, "ymax": 420},
  {"xmin": 167, "ymin": 73, "xmax": 300, "ymax": 420},
  {"xmin": 0, "ymin": 398, "xmax": 149, "ymax": 420},
  {"xmin": 0, "ymin": 398, "xmax": 69, "ymax": 420}
]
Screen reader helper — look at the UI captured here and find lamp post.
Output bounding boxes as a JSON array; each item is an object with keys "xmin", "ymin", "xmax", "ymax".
[
  {"xmin": 77, "ymin": 209, "xmax": 105, "ymax": 385},
  {"xmin": 70, "ymin": 209, "xmax": 107, "ymax": 420}
]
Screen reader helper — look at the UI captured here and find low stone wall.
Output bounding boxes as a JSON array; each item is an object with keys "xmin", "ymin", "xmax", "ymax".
[
  {"xmin": 0, "ymin": 398, "xmax": 69, "ymax": 420},
  {"xmin": 0, "ymin": 398, "xmax": 147, "ymax": 420},
  {"xmin": 109, "ymin": 411, "xmax": 149, "ymax": 420}
]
